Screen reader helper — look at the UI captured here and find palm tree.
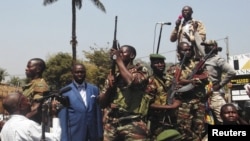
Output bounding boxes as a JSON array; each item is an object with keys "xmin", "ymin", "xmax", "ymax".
[
  {"xmin": 43, "ymin": 0, "xmax": 106, "ymax": 65},
  {"xmin": 0, "ymin": 68, "xmax": 9, "ymax": 83}
]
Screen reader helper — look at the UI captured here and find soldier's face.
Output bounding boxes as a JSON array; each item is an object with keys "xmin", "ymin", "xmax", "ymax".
[
  {"xmin": 120, "ymin": 47, "xmax": 133, "ymax": 62},
  {"xmin": 25, "ymin": 60, "xmax": 38, "ymax": 79},
  {"xmin": 180, "ymin": 44, "xmax": 193, "ymax": 58},
  {"xmin": 151, "ymin": 59, "xmax": 165, "ymax": 73}
]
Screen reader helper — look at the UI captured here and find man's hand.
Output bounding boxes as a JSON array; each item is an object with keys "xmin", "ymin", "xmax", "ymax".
[
  {"xmin": 26, "ymin": 102, "xmax": 40, "ymax": 119},
  {"xmin": 244, "ymin": 84, "xmax": 250, "ymax": 97},
  {"xmin": 108, "ymin": 71, "xmax": 115, "ymax": 88},
  {"xmin": 51, "ymin": 99, "xmax": 61, "ymax": 117},
  {"xmin": 175, "ymin": 18, "xmax": 181, "ymax": 28},
  {"xmin": 212, "ymin": 83, "xmax": 221, "ymax": 91},
  {"xmin": 0, "ymin": 120, "xmax": 6, "ymax": 131},
  {"xmin": 192, "ymin": 78, "xmax": 202, "ymax": 86}
]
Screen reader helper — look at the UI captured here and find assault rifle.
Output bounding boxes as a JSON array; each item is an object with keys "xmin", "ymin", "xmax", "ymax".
[
  {"xmin": 111, "ymin": 16, "xmax": 120, "ymax": 75},
  {"xmin": 168, "ymin": 53, "xmax": 187, "ymax": 104},
  {"xmin": 107, "ymin": 16, "xmax": 120, "ymax": 105},
  {"xmin": 176, "ymin": 46, "xmax": 217, "ymax": 93}
]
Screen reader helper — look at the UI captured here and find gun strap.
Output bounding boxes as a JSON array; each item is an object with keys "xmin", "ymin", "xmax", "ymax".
[{"xmin": 154, "ymin": 76, "xmax": 168, "ymax": 92}]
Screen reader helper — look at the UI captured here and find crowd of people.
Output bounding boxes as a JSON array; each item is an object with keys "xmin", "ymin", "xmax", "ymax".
[{"xmin": 0, "ymin": 5, "xmax": 249, "ymax": 141}]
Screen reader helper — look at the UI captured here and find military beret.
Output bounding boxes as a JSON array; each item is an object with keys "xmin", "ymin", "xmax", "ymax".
[
  {"xmin": 156, "ymin": 129, "xmax": 182, "ymax": 141},
  {"xmin": 150, "ymin": 54, "xmax": 166, "ymax": 60},
  {"xmin": 201, "ymin": 40, "xmax": 218, "ymax": 46}
]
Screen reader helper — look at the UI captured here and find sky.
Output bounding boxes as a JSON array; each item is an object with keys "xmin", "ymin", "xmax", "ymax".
[{"xmin": 1, "ymin": 0, "xmax": 249, "ymax": 81}]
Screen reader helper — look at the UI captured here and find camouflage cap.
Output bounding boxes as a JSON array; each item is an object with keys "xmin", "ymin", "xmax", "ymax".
[
  {"xmin": 201, "ymin": 40, "xmax": 218, "ymax": 46},
  {"xmin": 150, "ymin": 54, "xmax": 166, "ymax": 60},
  {"xmin": 156, "ymin": 129, "xmax": 182, "ymax": 141}
]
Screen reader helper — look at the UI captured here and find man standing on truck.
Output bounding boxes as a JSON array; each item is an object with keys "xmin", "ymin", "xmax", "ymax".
[{"xmin": 202, "ymin": 40, "xmax": 236, "ymax": 125}]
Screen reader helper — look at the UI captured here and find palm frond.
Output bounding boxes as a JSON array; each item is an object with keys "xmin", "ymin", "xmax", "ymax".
[
  {"xmin": 75, "ymin": 0, "xmax": 83, "ymax": 9},
  {"xmin": 91, "ymin": 0, "xmax": 106, "ymax": 13},
  {"xmin": 43, "ymin": 0, "xmax": 58, "ymax": 6}
]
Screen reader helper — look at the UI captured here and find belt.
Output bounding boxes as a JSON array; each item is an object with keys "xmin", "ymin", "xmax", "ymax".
[
  {"xmin": 108, "ymin": 108, "xmax": 133, "ymax": 118},
  {"xmin": 211, "ymin": 91, "xmax": 221, "ymax": 96},
  {"xmin": 117, "ymin": 115, "xmax": 142, "ymax": 126}
]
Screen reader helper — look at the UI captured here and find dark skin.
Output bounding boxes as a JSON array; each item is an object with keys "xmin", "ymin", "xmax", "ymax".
[
  {"xmin": 149, "ymin": 58, "xmax": 181, "ymax": 109},
  {"xmin": 171, "ymin": 6, "xmax": 199, "ymax": 43},
  {"xmin": 3, "ymin": 92, "xmax": 32, "ymax": 116},
  {"xmin": 150, "ymin": 59, "xmax": 166, "ymax": 77},
  {"xmin": 220, "ymin": 104, "xmax": 248, "ymax": 125},
  {"xmin": 25, "ymin": 59, "xmax": 46, "ymax": 120},
  {"xmin": 25, "ymin": 60, "xmax": 43, "ymax": 79},
  {"xmin": 72, "ymin": 64, "xmax": 86, "ymax": 85},
  {"xmin": 1, "ymin": 92, "xmax": 58, "ymax": 129},
  {"xmin": 0, "ymin": 59, "xmax": 48, "ymax": 129},
  {"xmin": 175, "ymin": 6, "xmax": 193, "ymax": 30},
  {"xmin": 177, "ymin": 42, "xmax": 202, "ymax": 86},
  {"xmin": 98, "ymin": 45, "xmax": 138, "ymax": 108}
]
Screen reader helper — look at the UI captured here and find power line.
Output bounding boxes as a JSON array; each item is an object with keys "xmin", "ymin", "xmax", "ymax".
[{"xmin": 137, "ymin": 49, "xmax": 176, "ymax": 60}]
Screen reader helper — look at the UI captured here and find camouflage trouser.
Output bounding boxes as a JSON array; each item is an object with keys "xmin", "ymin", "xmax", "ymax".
[
  {"xmin": 103, "ymin": 109, "xmax": 150, "ymax": 141},
  {"xmin": 148, "ymin": 110, "xmax": 178, "ymax": 140},
  {"xmin": 177, "ymin": 99, "xmax": 206, "ymax": 141},
  {"xmin": 209, "ymin": 92, "xmax": 226, "ymax": 124}
]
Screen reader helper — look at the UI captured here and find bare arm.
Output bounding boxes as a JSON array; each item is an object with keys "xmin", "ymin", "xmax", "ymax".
[
  {"xmin": 98, "ymin": 72, "xmax": 114, "ymax": 108},
  {"xmin": 150, "ymin": 99, "xmax": 181, "ymax": 110}
]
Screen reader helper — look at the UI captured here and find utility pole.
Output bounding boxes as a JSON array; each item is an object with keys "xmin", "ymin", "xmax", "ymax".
[
  {"xmin": 225, "ymin": 36, "xmax": 232, "ymax": 103},
  {"xmin": 225, "ymin": 36, "xmax": 229, "ymax": 63}
]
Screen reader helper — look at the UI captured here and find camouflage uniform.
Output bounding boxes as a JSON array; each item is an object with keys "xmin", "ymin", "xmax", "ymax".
[
  {"xmin": 23, "ymin": 78, "xmax": 49, "ymax": 100},
  {"xmin": 170, "ymin": 59, "xmax": 208, "ymax": 141},
  {"xmin": 101, "ymin": 64, "xmax": 150, "ymax": 141},
  {"xmin": 22, "ymin": 78, "xmax": 49, "ymax": 123},
  {"xmin": 146, "ymin": 74, "xmax": 178, "ymax": 140}
]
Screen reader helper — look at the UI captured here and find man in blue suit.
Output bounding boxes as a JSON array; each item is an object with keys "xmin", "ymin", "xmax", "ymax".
[{"xmin": 58, "ymin": 63, "xmax": 103, "ymax": 141}]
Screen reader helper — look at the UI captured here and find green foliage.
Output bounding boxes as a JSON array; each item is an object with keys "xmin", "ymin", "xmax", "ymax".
[
  {"xmin": 0, "ymin": 68, "xmax": 8, "ymax": 83},
  {"xmin": 44, "ymin": 52, "xmax": 73, "ymax": 90},
  {"xmin": 84, "ymin": 62, "xmax": 98, "ymax": 84},
  {"xmin": 43, "ymin": 48, "xmax": 165, "ymax": 90},
  {"xmin": 7, "ymin": 76, "xmax": 24, "ymax": 87},
  {"xmin": 83, "ymin": 47, "xmax": 110, "ymax": 88},
  {"xmin": 43, "ymin": 0, "xmax": 106, "ymax": 12}
]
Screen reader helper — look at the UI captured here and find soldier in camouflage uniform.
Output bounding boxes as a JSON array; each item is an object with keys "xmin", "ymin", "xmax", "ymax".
[
  {"xmin": 23, "ymin": 58, "xmax": 49, "ymax": 124},
  {"xmin": 98, "ymin": 45, "xmax": 150, "ymax": 141},
  {"xmin": 146, "ymin": 54, "xmax": 181, "ymax": 140},
  {"xmin": 169, "ymin": 42, "xmax": 209, "ymax": 141}
]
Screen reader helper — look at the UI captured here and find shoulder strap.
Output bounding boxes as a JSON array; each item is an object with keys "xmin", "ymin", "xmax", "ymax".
[{"xmin": 154, "ymin": 76, "xmax": 168, "ymax": 92}]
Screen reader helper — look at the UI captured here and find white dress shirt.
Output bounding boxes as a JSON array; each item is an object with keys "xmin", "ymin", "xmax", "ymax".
[
  {"xmin": 77, "ymin": 83, "xmax": 87, "ymax": 107},
  {"xmin": 0, "ymin": 115, "xmax": 61, "ymax": 141}
]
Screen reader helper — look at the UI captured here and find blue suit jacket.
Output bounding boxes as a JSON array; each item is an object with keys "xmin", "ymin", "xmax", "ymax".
[{"xmin": 58, "ymin": 83, "xmax": 103, "ymax": 141}]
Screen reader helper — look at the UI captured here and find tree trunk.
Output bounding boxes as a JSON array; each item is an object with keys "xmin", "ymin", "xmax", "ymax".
[{"xmin": 71, "ymin": 0, "xmax": 77, "ymax": 65}]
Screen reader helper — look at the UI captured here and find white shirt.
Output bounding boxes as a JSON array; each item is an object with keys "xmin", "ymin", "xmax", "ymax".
[
  {"xmin": 0, "ymin": 115, "xmax": 61, "ymax": 141},
  {"xmin": 77, "ymin": 83, "xmax": 87, "ymax": 107}
]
